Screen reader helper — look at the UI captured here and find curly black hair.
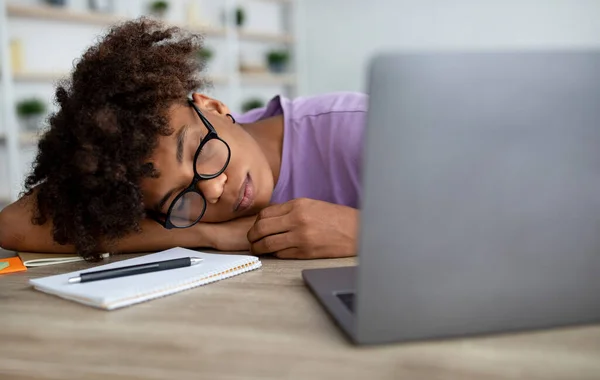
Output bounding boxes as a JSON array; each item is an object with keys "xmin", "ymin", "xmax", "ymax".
[{"xmin": 24, "ymin": 18, "xmax": 208, "ymax": 260}]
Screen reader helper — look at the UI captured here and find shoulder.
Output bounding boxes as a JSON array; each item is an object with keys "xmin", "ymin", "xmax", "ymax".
[
  {"xmin": 284, "ymin": 92, "xmax": 368, "ymax": 143},
  {"xmin": 284, "ymin": 92, "xmax": 368, "ymax": 121},
  {"xmin": 285, "ymin": 92, "xmax": 367, "ymax": 165},
  {"xmin": 285, "ymin": 93, "xmax": 368, "ymax": 148},
  {"xmin": 234, "ymin": 92, "xmax": 368, "ymax": 125}
]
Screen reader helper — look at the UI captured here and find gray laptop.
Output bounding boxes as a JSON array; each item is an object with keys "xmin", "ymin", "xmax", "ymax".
[{"xmin": 302, "ymin": 51, "xmax": 600, "ymax": 345}]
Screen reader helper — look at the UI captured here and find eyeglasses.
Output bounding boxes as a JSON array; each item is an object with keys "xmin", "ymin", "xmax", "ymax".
[{"xmin": 151, "ymin": 99, "xmax": 232, "ymax": 229}]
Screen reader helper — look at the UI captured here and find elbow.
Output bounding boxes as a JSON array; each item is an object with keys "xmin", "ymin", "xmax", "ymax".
[
  {"xmin": 0, "ymin": 207, "xmax": 10, "ymax": 249},
  {"xmin": 0, "ymin": 206, "xmax": 22, "ymax": 251}
]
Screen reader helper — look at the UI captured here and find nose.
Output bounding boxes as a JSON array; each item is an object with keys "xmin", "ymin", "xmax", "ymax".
[{"xmin": 197, "ymin": 172, "xmax": 227, "ymax": 204}]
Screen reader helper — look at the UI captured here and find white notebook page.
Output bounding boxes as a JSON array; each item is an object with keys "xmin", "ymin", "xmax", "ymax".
[{"xmin": 29, "ymin": 247, "xmax": 261, "ymax": 310}]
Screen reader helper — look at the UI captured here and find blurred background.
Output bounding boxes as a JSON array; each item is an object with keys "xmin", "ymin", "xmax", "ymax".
[{"xmin": 1, "ymin": 0, "xmax": 600, "ymax": 206}]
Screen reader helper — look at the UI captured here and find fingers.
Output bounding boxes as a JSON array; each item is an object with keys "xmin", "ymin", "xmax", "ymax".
[
  {"xmin": 248, "ymin": 199, "xmax": 314, "ymax": 257},
  {"xmin": 247, "ymin": 215, "xmax": 288, "ymax": 243},
  {"xmin": 250, "ymin": 232, "xmax": 295, "ymax": 255},
  {"xmin": 256, "ymin": 201, "xmax": 293, "ymax": 220},
  {"xmin": 273, "ymin": 248, "xmax": 302, "ymax": 259}
]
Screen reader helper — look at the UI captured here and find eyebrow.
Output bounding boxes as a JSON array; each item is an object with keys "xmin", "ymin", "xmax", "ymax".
[
  {"xmin": 176, "ymin": 124, "xmax": 190, "ymax": 164},
  {"xmin": 153, "ymin": 124, "xmax": 189, "ymax": 213}
]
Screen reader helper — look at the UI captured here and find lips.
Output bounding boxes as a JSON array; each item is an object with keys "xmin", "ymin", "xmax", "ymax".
[{"xmin": 234, "ymin": 173, "xmax": 255, "ymax": 212}]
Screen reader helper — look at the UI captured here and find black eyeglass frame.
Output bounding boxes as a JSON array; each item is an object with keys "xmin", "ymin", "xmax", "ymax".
[{"xmin": 150, "ymin": 99, "xmax": 232, "ymax": 229}]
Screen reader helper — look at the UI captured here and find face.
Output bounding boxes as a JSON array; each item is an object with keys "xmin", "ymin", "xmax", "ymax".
[{"xmin": 140, "ymin": 94, "xmax": 274, "ymax": 224}]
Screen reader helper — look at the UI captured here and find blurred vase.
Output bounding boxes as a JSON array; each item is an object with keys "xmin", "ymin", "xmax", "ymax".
[
  {"xmin": 10, "ymin": 39, "xmax": 24, "ymax": 73},
  {"xmin": 46, "ymin": 0, "xmax": 67, "ymax": 6},
  {"xmin": 268, "ymin": 62, "xmax": 286, "ymax": 73},
  {"xmin": 22, "ymin": 115, "xmax": 43, "ymax": 131},
  {"xmin": 151, "ymin": 9, "xmax": 167, "ymax": 18},
  {"xmin": 88, "ymin": 0, "xmax": 114, "ymax": 13}
]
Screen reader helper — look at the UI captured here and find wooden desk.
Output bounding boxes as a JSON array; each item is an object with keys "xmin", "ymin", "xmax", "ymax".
[{"xmin": 0, "ymin": 253, "xmax": 598, "ymax": 380}]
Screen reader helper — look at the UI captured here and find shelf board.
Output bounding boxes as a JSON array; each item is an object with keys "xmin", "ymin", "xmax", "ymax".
[
  {"xmin": 241, "ymin": 73, "xmax": 296, "ymax": 86},
  {"xmin": 7, "ymin": 3, "xmax": 125, "ymax": 26},
  {"xmin": 7, "ymin": 4, "xmax": 290, "ymax": 42},
  {"xmin": 0, "ymin": 132, "xmax": 41, "ymax": 145},
  {"xmin": 186, "ymin": 24, "xmax": 227, "ymax": 38},
  {"xmin": 7, "ymin": 4, "xmax": 226, "ymax": 37},
  {"xmin": 13, "ymin": 71, "xmax": 68, "ymax": 82},
  {"xmin": 207, "ymin": 75, "xmax": 229, "ymax": 85},
  {"xmin": 13, "ymin": 71, "xmax": 230, "ymax": 84},
  {"xmin": 238, "ymin": 30, "xmax": 294, "ymax": 44},
  {"xmin": 12, "ymin": 71, "xmax": 295, "ymax": 86},
  {"xmin": 20, "ymin": 132, "xmax": 40, "ymax": 145},
  {"xmin": 254, "ymin": 0, "xmax": 293, "ymax": 3}
]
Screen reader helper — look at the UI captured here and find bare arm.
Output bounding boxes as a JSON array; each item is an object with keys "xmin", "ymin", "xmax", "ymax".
[{"xmin": 0, "ymin": 193, "xmax": 253, "ymax": 253}]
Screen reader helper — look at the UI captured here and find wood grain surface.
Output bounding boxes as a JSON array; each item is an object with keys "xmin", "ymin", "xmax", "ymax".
[{"xmin": 0, "ymin": 252, "xmax": 598, "ymax": 380}]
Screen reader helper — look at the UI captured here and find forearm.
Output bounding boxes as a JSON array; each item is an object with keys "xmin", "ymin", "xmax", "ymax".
[
  {"xmin": 102, "ymin": 218, "xmax": 213, "ymax": 253},
  {"xmin": 0, "ymin": 195, "xmax": 216, "ymax": 253},
  {"xmin": 109, "ymin": 216, "xmax": 254, "ymax": 253},
  {"xmin": 0, "ymin": 193, "xmax": 255, "ymax": 254}
]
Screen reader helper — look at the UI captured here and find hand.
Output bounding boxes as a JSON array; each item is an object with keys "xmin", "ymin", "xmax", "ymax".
[{"xmin": 247, "ymin": 198, "xmax": 359, "ymax": 259}]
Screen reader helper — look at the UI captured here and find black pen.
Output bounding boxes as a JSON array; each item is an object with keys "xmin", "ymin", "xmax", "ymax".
[{"xmin": 67, "ymin": 257, "xmax": 203, "ymax": 284}]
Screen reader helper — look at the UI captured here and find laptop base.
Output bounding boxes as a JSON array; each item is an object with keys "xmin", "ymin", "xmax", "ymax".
[{"xmin": 302, "ymin": 266, "xmax": 357, "ymax": 342}]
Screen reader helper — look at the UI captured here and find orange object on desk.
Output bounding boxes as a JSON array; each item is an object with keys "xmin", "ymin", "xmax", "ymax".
[{"xmin": 0, "ymin": 257, "xmax": 28, "ymax": 274}]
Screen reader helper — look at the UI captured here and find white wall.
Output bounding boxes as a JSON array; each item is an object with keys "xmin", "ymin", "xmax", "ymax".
[{"xmin": 298, "ymin": 0, "xmax": 600, "ymax": 95}]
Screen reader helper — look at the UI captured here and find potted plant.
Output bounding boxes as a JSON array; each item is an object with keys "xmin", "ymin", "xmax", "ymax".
[
  {"xmin": 195, "ymin": 47, "xmax": 213, "ymax": 70},
  {"xmin": 242, "ymin": 98, "xmax": 264, "ymax": 113},
  {"xmin": 196, "ymin": 47, "xmax": 213, "ymax": 64},
  {"xmin": 235, "ymin": 7, "xmax": 246, "ymax": 28},
  {"xmin": 149, "ymin": 0, "xmax": 169, "ymax": 18},
  {"xmin": 16, "ymin": 98, "xmax": 46, "ymax": 131},
  {"xmin": 266, "ymin": 50, "xmax": 289, "ymax": 73}
]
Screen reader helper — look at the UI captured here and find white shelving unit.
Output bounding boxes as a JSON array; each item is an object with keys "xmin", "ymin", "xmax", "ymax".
[
  {"xmin": 0, "ymin": 0, "xmax": 298, "ymax": 204},
  {"xmin": 11, "ymin": 70, "xmax": 296, "ymax": 86}
]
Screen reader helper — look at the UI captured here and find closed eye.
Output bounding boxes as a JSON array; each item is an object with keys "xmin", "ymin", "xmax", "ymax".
[{"xmin": 176, "ymin": 196, "xmax": 187, "ymax": 211}]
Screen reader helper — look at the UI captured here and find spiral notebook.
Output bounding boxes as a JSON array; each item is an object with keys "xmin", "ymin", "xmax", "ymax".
[{"xmin": 29, "ymin": 247, "xmax": 262, "ymax": 310}]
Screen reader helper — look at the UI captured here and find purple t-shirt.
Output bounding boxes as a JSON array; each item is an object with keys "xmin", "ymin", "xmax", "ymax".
[{"xmin": 235, "ymin": 92, "xmax": 367, "ymax": 208}]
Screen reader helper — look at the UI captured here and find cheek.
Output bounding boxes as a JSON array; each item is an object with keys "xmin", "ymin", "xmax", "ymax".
[
  {"xmin": 223, "ymin": 137, "xmax": 253, "ymax": 175},
  {"xmin": 201, "ymin": 206, "xmax": 236, "ymax": 223},
  {"xmin": 224, "ymin": 127, "xmax": 256, "ymax": 158}
]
